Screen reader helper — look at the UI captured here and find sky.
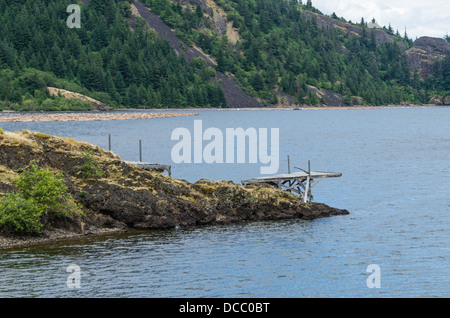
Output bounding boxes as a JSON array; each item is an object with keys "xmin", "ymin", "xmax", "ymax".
[{"xmin": 311, "ymin": 0, "xmax": 449, "ymax": 40}]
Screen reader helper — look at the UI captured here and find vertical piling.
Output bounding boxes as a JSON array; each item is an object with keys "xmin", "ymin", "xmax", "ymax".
[
  {"xmin": 304, "ymin": 160, "xmax": 311, "ymax": 204},
  {"xmin": 139, "ymin": 139, "xmax": 142, "ymax": 162},
  {"xmin": 108, "ymin": 134, "xmax": 111, "ymax": 151},
  {"xmin": 288, "ymin": 155, "xmax": 291, "ymax": 174}
]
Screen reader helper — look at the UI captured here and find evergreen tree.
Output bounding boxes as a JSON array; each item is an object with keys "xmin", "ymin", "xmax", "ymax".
[
  {"xmin": 387, "ymin": 23, "xmax": 394, "ymax": 36},
  {"xmin": 1, "ymin": 0, "xmax": 449, "ymax": 110}
]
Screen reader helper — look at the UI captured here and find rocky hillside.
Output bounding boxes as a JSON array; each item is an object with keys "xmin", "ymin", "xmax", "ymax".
[
  {"xmin": 133, "ymin": 0, "xmax": 449, "ymax": 106},
  {"xmin": 2, "ymin": 0, "xmax": 448, "ymax": 109},
  {"xmin": 301, "ymin": 10, "xmax": 394, "ymax": 46},
  {"xmin": 406, "ymin": 36, "xmax": 450, "ymax": 79},
  {"xmin": 131, "ymin": 0, "xmax": 266, "ymax": 107},
  {"xmin": 79, "ymin": 0, "xmax": 265, "ymax": 107},
  {"xmin": 0, "ymin": 129, "xmax": 348, "ymax": 249}
]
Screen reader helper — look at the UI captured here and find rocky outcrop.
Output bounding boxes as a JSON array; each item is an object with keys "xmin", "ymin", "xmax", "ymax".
[
  {"xmin": 272, "ymin": 84, "xmax": 346, "ymax": 107},
  {"xmin": 445, "ymin": 95, "xmax": 450, "ymax": 105},
  {"xmin": 176, "ymin": 0, "xmax": 241, "ymax": 45},
  {"xmin": 406, "ymin": 36, "xmax": 450, "ymax": 78},
  {"xmin": 307, "ymin": 85, "xmax": 346, "ymax": 106},
  {"xmin": 428, "ymin": 94, "xmax": 450, "ymax": 105},
  {"xmin": 0, "ymin": 130, "xmax": 348, "ymax": 248},
  {"xmin": 302, "ymin": 11, "xmax": 394, "ymax": 46},
  {"xmin": 47, "ymin": 87, "xmax": 112, "ymax": 111}
]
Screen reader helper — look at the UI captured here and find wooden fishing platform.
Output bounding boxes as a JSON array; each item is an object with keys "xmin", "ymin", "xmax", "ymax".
[
  {"xmin": 242, "ymin": 170, "xmax": 341, "ymax": 203},
  {"xmin": 126, "ymin": 162, "xmax": 172, "ymax": 177}
]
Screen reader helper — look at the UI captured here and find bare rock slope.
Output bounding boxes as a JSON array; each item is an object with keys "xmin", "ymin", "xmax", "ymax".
[{"xmin": 406, "ymin": 36, "xmax": 450, "ymax": 78}]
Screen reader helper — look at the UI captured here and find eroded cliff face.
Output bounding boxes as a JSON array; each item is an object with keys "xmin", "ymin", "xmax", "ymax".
[
  {"xmin": 406, "ymin": 36, "xmax": 450, "ymax": 79},
  {"xmin": 0, "ymin": 130, "xmax": 348, "ymax": 247}
]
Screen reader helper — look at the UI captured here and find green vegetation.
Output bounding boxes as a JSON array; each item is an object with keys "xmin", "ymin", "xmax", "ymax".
[
  {"xmin": 0, "ymin": 0, "xmax": 226, "ymax": 110},
  {"xmin": 141, "ymin": 0, "xmax": 449, "ymax": 105},
  {"xmin": 76, "ymin": 150, "xmax": 104, "ymax": 179},
  {"xmin": 0, "ymin": 163, "xmax": 79, "ymax": 234},
  {"xmin": 0, "ymin": 192, "xmax": 43, "ymax": 234},
  {"xmin": 0, "ymin": 0, "xmax": 448, "ymax": 108},
  {"xmin": 426, "ymin": 55, "xmax": 450, "ymax": 94},
  {"xmin": 0, "ymin": 68, "xmax": 93, "ymax": 111}
]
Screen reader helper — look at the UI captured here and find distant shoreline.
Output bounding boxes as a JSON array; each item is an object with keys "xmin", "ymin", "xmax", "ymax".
[
  {"xmin": 0, "ymin": 111, "xmax": 198, "ymax": 123},
  {"xmin": 190, "ymin": 104, "xmax": 442, "ymax": 111},
  {"xmin": 116, "ymin": 104, "xmax": 443, "ymax": 111},
  {"xmin": 0, "ymin": 104, "xmax": 444, "ymax": 122}
]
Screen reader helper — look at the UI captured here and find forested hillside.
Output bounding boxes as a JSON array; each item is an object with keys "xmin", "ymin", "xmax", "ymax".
[
  {"xmin": 0, "ymin": 0, "xmax": 226, "ymax": 110},
  {"xmin": 0, "ymin": 0, "xmax": 449, "ymax": 110},
  {"xmin": 140, "ymin": 0, "xmax": 450, "ymax": 105}
]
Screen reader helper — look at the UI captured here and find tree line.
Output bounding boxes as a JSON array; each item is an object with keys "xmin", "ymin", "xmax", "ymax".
[
  {"xmin": 0, "ymin": 0, "xmax": 448, "ymax": 109},
  {"xmin": 142, "ymin": 0, "xmax": 450, "ymax": 105},
  {"xmin": 0, "ymin": 0, "xmax": 226, "ymax": 111}
]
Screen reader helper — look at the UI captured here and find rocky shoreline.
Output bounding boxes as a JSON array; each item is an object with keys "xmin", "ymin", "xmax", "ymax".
[
  {"xmin": 0, "ymin": 130, "xmax": 349, "ymax": 250},
  {"xmin": 0, "ymin": 227, "xmax": 128, "ymax": 250}
]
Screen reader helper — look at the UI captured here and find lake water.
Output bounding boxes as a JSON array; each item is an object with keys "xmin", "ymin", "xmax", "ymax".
[{"xmin": 0, "ymin": 107, "xmax": 449, "ymax": 297}]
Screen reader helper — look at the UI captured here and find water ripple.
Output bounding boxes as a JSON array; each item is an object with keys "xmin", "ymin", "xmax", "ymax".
[{"xmin": 1, "ymin": 108, "xmax": 449, "ymax": 297}]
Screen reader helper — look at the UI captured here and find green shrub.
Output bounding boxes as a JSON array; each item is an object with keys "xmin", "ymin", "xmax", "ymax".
[
  {"xmin": 76, "ymin": 150, "xmax": 104, "ymax": 179},
  {"xmin": 0, "ymin": 192, "xmax": 43, "ymax": 234},
  {"xmin": 15, "ymin": 163, "xmax": 75, "ymax": 220},
  {"xmin": 0, "ymin": 163, "xmax": 82, "ymax": 235},
  {"xmin": 343, "ymin": 95, "xmax": 352, "ymax": 105}
]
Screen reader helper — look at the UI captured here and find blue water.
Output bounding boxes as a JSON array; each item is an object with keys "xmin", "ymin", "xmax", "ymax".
[{"xmin": 0, "ymin": 107, "xmax": 449, "ymax": 297}]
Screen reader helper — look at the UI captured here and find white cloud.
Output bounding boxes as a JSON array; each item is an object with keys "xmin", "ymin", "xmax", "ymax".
[{"xmin": 311, "ymin": 0, "xmax": 450, "ymax": 39}]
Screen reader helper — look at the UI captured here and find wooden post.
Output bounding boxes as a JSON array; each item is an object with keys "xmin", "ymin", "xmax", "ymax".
[
  {"xmin": 288, "ymin": 155, "xmax": 291, "ymax": 174},
  {"xmin": 139, "ymin": 139, "xmax": 142, "ymax": 162},
  {"xmin": 108, "ymin": 134, "xmax": 111, "ymax": 151},
  {"xmin": 304, "ymin": 160, "xmax": 311, "ymax": 203}
]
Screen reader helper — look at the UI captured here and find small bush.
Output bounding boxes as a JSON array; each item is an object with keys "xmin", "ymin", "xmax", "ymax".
[
  {"xmin": 15, "ymin": 163, "xmax": 74, "ymax": 220},
  {"xmin": 0, "ymin": 163, "xmax": 80, "ymax": 235},
  {"xmin": 76, "ymin": 150, "xmax": 104, "ymax": 179},
  {"xmin": 0, "ymin": 192, "xmax": 43, "ymax": 234}
]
